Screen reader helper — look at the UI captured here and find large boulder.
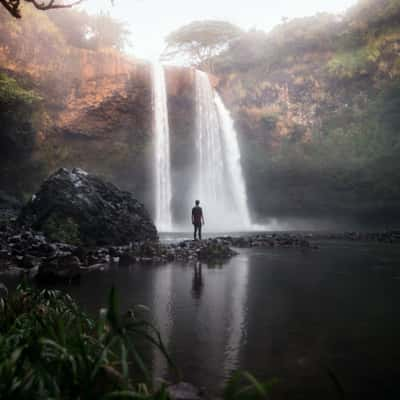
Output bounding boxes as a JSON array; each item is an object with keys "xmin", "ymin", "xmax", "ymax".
[{"xmin": 19, "ymin": 168, "xmax": 157, "ymax": 245}]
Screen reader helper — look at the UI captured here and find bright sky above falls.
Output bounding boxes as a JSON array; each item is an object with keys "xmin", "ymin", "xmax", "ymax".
[{"xmin": 82, "ymin": 0, "xmax": 358, "ymax": 61}]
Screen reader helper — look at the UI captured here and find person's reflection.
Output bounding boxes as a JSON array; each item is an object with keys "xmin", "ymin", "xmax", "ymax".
[{"xmin": 192, "ymin": 262, "xmax": 204, "ymax": 299}]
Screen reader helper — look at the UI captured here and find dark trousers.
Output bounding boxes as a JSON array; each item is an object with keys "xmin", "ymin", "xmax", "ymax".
[{"xmin": 193, "ymin": 223, "xmax": 202, "ymax": 240}]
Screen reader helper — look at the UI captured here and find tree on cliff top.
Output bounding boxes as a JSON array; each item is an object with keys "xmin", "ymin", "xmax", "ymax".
[{"xmin": 163, "ymin": 20, "xmax": 243, "ymax": 72}]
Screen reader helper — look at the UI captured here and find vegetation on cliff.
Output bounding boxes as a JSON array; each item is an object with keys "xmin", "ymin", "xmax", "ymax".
[
  {"xmin": 0, "ymin": 3, "xmax": 143, "ymax": 200},
  {"xmin": 211, "ymin": 0, "xmax": 400, "ymax": 224},
  {"xmin": 163, "ymin": 20, "xmax": 242, "ymax": 72},
  {"xmin": 0, "ymin": 72, "xmax": 41, "ymax": 155}
]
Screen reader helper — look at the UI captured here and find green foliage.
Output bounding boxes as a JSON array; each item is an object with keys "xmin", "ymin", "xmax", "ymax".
[
  {"xmin": 256, "ymin": 79, "xmax": 400, "ymax": 217},
  {"xmin": 0, "ymin": 72, "xmax": 42, "ymax": 106},
  {"xmin": 0, "ymin": 72, "xmax": 42, "ymax": 156},
  {"xmin": 224, "ymin": 371, "xmax": 278, "ymax": 400},
  {"xmin": 327, "ymin": 47, "xmax": 371, "ymax": 78},
  {"xmin": 41, "ymin": 214, "xmax": 81, "ymax": 244},
  {"xmin": 0, "ymin": 284, "xmax": 174, "ymax": 399},
  {"xmin": 0, "ymin": 285, "xmax": 272, "ymax": 400}
]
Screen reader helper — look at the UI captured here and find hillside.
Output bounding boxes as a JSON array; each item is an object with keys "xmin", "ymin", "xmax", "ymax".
[{"xmin": 214, "ymin": 0, "xmax": 400, "ymax": 225}]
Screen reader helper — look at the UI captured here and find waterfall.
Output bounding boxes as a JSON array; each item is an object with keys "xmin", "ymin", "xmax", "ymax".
[
  {"xmin": 194, "ymin": 70, "xmax": 251, "ymax": 231},
  {"xmin": 152, "ymin": 62, "xmax": 172, "ymax": 231}
]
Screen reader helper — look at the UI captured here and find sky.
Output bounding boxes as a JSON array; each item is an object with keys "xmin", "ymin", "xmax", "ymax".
[{"xmin": 82, "ymin": 0, "xmax": 358, "ymax": 61}]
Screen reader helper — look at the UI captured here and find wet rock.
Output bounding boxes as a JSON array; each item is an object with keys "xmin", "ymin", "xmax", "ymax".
[
  {"xmin": 118, "ymin": 238, "xmax": 237, "ymax": 265},
  {"xmin": 18, "ymin": 255, "xmax": 40, "ymax": 270},
  {"xmin": 36, "ymin": 255, "xmax": 81, "ymax": 283},
  {"xmin": 19, "ymin": 168, "xmax": 158, "ymax": 246},
  {"xmin": 119, "ymin": 252, "xmax": 136, "ymax": 266},
  {"xmin": 216, "ymin": 233, "xmax": 312, "ymax": 248}
]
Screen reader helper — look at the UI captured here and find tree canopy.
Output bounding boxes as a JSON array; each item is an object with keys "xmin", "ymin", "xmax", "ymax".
[{"xmin": 163, "ymin": 20, "xmax": 243, "ymax": 71}]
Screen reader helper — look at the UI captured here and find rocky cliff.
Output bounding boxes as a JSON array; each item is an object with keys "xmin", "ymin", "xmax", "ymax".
[
  {"xmin": 212, "ymin": 0, "xmax": 400, "ymax": 225},
  {"xmin": 0, "ymin": 5, "xmax": 196, "ymax": 218}
]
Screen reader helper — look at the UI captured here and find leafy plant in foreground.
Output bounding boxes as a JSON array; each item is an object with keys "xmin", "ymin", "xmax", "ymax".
[
  {"xmin": 224, "ymin": 371, "xmax": 277, "ymax": 400},
  {"xmin": 0, "ymin": 283, "xmax": 173, "ymax": 399},
  {"xmin": 0, "ymin": 284, "xmax": 273, "ymax": 399}
]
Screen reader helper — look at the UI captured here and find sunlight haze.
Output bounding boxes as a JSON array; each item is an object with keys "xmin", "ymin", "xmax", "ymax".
[{"xmin": 82, "ymin": 0, "xmax": 358, "ymax": 60}]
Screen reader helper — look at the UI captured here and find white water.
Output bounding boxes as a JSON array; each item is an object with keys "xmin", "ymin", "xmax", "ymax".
[
  {"xmin": 152, "ymin": 62, "xmax": 172, "ymax": 231},
  {"xmin": 193, "ymin": 70, "xmax": 251, "ymax": 231}
]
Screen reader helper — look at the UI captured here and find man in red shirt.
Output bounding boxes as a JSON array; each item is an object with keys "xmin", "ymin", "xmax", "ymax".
[{"xmin": 192, "ymin": 200, "xmax": 205, "ymax": 240}]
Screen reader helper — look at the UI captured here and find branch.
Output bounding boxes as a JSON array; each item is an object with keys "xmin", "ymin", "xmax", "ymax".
[
  {"xmin": 0, "ymin": 0, "xmax": 87, "ymax": 18},
  {"xmin": 26, "ymin": 0, "xmax": 84, "ymax": 10},
  {"xmin": 0, "ymin": 0, "xmax": 21, "ymax": 18}
]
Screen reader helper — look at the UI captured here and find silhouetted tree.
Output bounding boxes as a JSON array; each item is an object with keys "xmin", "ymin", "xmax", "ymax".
[{"xmin": 163, "ymin": 20, "xmax": 243, "ymax": 72}]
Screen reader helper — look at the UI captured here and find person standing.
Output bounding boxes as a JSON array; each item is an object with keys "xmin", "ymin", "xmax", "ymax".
[{"xmin": 192, "ymin": 200, "xmax": 204, "ymax": 240}]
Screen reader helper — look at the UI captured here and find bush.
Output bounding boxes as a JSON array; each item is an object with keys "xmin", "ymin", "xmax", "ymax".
[{"xmin": 41, "ymin": 214, "xmax": 81, "ymax": 245}]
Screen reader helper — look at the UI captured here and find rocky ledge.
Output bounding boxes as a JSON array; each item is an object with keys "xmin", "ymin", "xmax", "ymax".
[
  {"xmin": 0, "ymin": 224, "xmax": 237, "ymax": 282},
  {"xmin": 215, "ymin": 233, "xmax": 312, "ymax": 248}
]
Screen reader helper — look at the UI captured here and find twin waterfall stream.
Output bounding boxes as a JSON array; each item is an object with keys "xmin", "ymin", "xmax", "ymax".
[{"xmin": 152, "ymin": 63, "xmax": 251, "ymax": 232}]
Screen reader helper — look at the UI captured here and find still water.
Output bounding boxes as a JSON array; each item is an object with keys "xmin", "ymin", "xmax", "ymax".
[{"xmin": 3, "ymin": 238, "xmax": 400, "ymax": 398}]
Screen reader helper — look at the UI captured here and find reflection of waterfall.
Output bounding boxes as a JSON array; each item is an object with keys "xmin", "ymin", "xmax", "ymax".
[
  {"xmin": 152, "ymin": 62, "xmax": 172, "ymax": 231},
  {"xmin": 151, "ymin": 265, "xmax": 173, "ymax": 383},
  {"xmin": 194, "ymin": 70, "xmax": 251, "ymax": 231},
  {"xmin": 223, "ymin": 255, "xmax": 249, "ymax": 374}
]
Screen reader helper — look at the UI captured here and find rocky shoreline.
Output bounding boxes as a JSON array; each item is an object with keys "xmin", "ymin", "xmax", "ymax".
[
  {"xmin": 0, "ymin": 221, "xmax": 238, "ymax": 281},
  {"xmin": 2, "ymin": 218, "xmax": 400, "ymax": 282},
  {"xmin": 1, "ymin": 168, "xmax": 399, "ymax": 282}
]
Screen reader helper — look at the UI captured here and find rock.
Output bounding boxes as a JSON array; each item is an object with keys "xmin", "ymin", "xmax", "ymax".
[
  {"xmin": 18, "ymin": 255, "xmax": 40, "ymax": 270},
  {"xmin": 0, "ymin": 191, "xmax": 22, "ymax": 210},
  {"xmin": 216, "ymin": 233, "xmax": 312, "ymax": 248},
  {"xmin": 36, "ymin": 255, "xmax": 81, "ymax": 283},
  {"xmin": 0, "ymin": 282, "xmax": 8, "ymax": 298},
  {"xmin": 167, "ymin": 382, "xmax": 203, "ymax": 400},
  {"xmin": 19, "ymin": 168, "xmax": 158, "ymax": 246},
  {"xmin": 119, "ymin": 252, "xmax": 137, "ymax": 266}
]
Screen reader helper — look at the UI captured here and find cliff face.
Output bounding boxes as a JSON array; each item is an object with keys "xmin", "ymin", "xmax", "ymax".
[
  {"xmin": 0, "ymin": 38, "xmax": 196, "ymax": 214},
  {"xmin": 0, "ymin": 4, "xmax": 197, "ymax": 214},
  {"xmin": 212, "ymin": 3, "xmax": 400, "ymax": 225}
]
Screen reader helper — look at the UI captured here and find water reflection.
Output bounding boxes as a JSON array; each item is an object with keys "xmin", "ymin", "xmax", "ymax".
[
  {"xmin": 4, "ymin": 242, "xmax": 400, "ymax": 397},
  {"xmin": 192, "ymin": 262, "xmax": 204, "ymax": 300},
  {"xmin": 223, "ymin": 255, "xmax": 249, "ymax": 374},
  {"xmin": 152, "ymin": 265, "xmax": 173, "ymax": 382}
]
